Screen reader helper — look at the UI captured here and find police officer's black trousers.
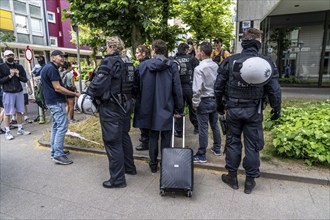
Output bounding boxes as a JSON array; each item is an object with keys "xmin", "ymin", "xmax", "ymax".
[
  {"xmin": 139, "ymin": 128, "xmax": 150, "ymax": 144},
  {"xmin": 122, "ymin": 114, "xmax": 136, "ymax": 173},
  {"xmin": 175, "ymin": 83, "xmax": 198, "ymax": 133},
  {"xmin": 100, "ymin": 117, "xmax": 126, "ymax": 185},
  {"xmin": 225, "ymin": 106, "xmax": 264, "ymax": 178}
]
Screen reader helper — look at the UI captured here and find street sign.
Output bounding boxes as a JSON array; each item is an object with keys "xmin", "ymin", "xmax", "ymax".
[{"xmin": 25, "ymin": 46, "xmax": 33, "ymax": 62}]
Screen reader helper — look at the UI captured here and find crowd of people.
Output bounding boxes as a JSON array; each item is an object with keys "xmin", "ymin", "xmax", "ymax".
[{"xmin": 0, "ymin": 27, "xmax": 281, "ymax": 194}]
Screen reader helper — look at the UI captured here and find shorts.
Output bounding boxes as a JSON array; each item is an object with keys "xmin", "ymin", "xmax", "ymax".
[
  {"xmin": 3, "ymin": 92, "xmax": 25, "ymax": 115},
  {"xmin": 24, "ymin": 93, "xmax": 29, "ymax": 105}
]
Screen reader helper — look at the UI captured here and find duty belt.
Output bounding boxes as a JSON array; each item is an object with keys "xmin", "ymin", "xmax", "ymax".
[{"xmin": 226, "ymin": 98, "xmax": 259, "ymax": 108}]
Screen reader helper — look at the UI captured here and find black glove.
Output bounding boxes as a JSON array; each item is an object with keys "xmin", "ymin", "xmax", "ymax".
[
  {"xmin": 217, "ymin": 104, "xmax": 225, "ymax": 114},
  {"xmin": 270, "ymin": 109, "xmax": 281, "ymax": 121}
]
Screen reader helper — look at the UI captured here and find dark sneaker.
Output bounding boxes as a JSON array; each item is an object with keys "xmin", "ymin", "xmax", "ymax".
[
  {"xmin": 244, "ymin": 176, "xmax": 256, "ymax": 194},
  {"xmin": 193, "ymin": 154, "xmax": 207, "ymax": 163},
  {"xmin": 222, "ymin": 173, "xmax": 239, "ymax": 189},
  {"xmin": 53, "ymin": 155, "xmax": 73, "ymax": 165},
  {"xmin": 193, "ymin": 127, "xmax": 199, "ymax": 134},
  {"xmin": 211, "ymin": 147, "xmax": 221, "ymax": 156},
  {"xmin": 17, "ymin": 129, "xmax": 31, "ymax": 135},
  {"xmin": 174, "ymin": 131, "xmax": 183, "ymax": 138},
  {"xmin": 51, "ymin": 150, "xmax": 70, "ymax": 159}
]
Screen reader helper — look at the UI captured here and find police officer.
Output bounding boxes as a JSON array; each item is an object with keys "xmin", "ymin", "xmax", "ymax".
[
  {"xmin": 86, "ymin": 36, "xmax": 136, "ymax": 188},
  {"xmin": 214, "ymin": 28, "xmax": 281, "ymax": 194},
  {"xmin": 173, "ymin": 43, "xmax": 199, "ymax": 137}
]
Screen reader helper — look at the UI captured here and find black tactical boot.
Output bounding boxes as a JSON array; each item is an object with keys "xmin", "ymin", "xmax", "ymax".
[
  {"xmin": 244, "ymin": 176, "xmax": 256, "ymax": 194},
  {"xmin": 221, "ymin": 172, "xmax": 239, "ymax": 189},
  {"xmin": 135, "ymin": 142, "xmax": 149, "ymax": 151}
]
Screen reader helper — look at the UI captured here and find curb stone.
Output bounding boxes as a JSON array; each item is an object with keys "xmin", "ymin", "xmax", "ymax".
[{"xmin": 38, "ymin": 137, "xmax": 329, "ymax": 186}]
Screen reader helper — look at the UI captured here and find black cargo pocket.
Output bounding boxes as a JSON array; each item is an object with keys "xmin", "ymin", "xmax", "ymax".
[{"xmin": 252, "ymin": 127, "xmax": 264, "ymax": 151}]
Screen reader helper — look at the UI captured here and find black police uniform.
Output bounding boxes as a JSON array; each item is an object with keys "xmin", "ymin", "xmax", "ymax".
[
  {"xmin": 214, "ymin": 41, "xmax": 281, "ymax": 178},
  {"xmin": 87, "ymin": 52, "xmax": 136, "ymax": 187},
  {"xmin": 173, "ymin": 53, "xmax": 199, "ymax": 135}
]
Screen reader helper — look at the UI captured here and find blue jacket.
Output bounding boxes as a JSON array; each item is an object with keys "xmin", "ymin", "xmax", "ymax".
[{"xmin": 133, "ymin": 55, "xmax": 183, "ymax": 131}]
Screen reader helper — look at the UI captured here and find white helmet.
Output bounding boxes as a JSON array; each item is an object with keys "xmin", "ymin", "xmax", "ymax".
[
  {"xmin": 233, "ymin": 57, "xmax": 272, "ymax": 86},
  {"xmin": 77, "ymin": 94, "xmax": 97, "ymax": 115}
]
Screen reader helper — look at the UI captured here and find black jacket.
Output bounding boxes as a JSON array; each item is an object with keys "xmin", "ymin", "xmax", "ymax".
[
  {"xmin": 0, "ymin": 62, "xmax": 27, "ymax": 93},
  {"xmin": 133, "ymin": 55, "xmax": 183, "ymax": 131}
]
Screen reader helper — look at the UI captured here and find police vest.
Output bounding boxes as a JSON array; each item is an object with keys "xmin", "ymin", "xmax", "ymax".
[
  {"xmin": 174, "ymin": 55, "xmax": 193, "ymax": 84},
  {"xmin": 110, "ymin": 56, "xmax": 135, "ymax": 96},
  {"xmin": 227, "ymin": 54, "xmax": 273, "ymax": 100},
  {"xmin": 88, "ymin": 55, "xmax": 135, "ymax": 103}
]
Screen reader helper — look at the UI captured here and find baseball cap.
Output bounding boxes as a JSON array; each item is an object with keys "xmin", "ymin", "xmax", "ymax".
[
  {"xmin": 51, "ymin": 50, "xmax": 65, "ymax": 57},
  {"xmin": 4, "ymin": 50, "xmax": 14, "ymax": 56}
]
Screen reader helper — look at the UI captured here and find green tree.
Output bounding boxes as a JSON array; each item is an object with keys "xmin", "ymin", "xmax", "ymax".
[
  {"xmin": 173, "ymin": 0, "xmax": 234, "ymax": 49},
  {"xmin": 64, "ymin": 0, "xmax": 184, "ymax": 54},
  {"xmin": 0, "ymin": 31, "xmax": 16, "ymax": 54}
]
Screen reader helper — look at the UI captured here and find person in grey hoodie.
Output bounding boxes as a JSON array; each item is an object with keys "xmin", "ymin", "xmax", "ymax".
[{"xmin": 133, "ymin": 39, "xmax": 183, "ymax": 173}]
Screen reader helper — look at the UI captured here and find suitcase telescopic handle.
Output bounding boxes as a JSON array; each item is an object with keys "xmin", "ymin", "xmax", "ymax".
[{"xmin": 171, "ymin": 114, "xmax": 185, "ymax": 148}]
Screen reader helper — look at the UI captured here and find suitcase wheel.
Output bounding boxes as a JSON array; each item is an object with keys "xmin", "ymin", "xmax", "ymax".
[
  {"xmin": 186, "ymin": 190, "xmax": 192, "ymax": 197},
  {"xmin": 160, "ymin": 189, "xmax": 165, "ymax": 197}
]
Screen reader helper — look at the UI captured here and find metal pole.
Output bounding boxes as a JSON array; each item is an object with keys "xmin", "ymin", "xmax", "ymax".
[{"xmin": 75, "ymin": 25, "xmax": 82, "ymax": 93}]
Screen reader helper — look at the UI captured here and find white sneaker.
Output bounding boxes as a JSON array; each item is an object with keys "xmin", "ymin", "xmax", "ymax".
[
  {"xmin": 5, "ymin": 131, "xmax": 14, "ymax": 140},
  {"xmin": 17, "ymin": 129, "xmax": 31, "ymax": 135}
]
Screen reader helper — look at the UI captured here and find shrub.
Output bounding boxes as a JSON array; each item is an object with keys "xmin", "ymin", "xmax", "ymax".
[{"xmin": 265, "ymin": 102, "xmax": 330, "ymax": 166}]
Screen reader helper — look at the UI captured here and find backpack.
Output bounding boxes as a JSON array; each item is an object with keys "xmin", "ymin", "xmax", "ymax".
[
  {"xmin": 34, "ymin": 65, "xmax": 47, "ymax": 109},
  {"xmin": 213, "ymin": 50, "xmax": 226, "ymax": 64},
  {"xmin": 34, "ymin": 84, "xmax": 47, "ymax": 110},
  {"xmin": 61, "ymin": 71, "xmax": 75, "ymax": 91},
  {"xmin": 174, "ymin": 55, "xmax": 193, "ymax": 84}
]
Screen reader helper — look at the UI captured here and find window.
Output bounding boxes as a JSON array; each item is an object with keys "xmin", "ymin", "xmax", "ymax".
[
  {"xmin": 32, "ymin": 35, "xmax": 44, "ymax": 45},
  {"xmin": 13, "ymin": 0, "xmax": 26, "ymax": 14},
  {"xmin": 287, "ymin": 29, "xmax": 299, "ymax": 47},
  {"xmin": 17, "ymin": 33, "xmax": 30, "ymax": 43},
  {"xmin": 50, "ymin": 37, "xmax": 58, "ymax": 47},
  {"xmin": 31, "ymin": 18, "xmax": 42, "ymax": 35},
  {"xmin": 47, "ymin": 12, "xmax": 55, "ymax": 23},
  {"xmin": 0, "ymin": 0, "xmax": 10, "ymax": 10},
  {"xmin": 15, "ymin": 14, "xmax": 29, "ymax": 34},
  {"xmin": 29, "ymin": 5, "xmax": 41, "ymax": 17},
  {"xmin": 28, "ymin": 0, "xmax": 41, "ymax": 6}
]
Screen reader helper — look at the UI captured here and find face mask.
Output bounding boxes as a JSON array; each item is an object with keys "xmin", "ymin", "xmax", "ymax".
[
  {"xmin": 6, "ymin": 57, "xmax": 14, "ymax": 63},
  {"xmin": 38, "ymin": 60, "xmax": 45, "ymax": 65},
  {"xmin": 14, "ymin": 60, "xmax": 19, "ymax": 64}
]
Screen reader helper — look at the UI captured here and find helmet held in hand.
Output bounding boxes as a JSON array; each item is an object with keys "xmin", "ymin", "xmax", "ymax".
[{"xmin": 77, "ymin": 94, "xmax": 98, "ymax": 115}]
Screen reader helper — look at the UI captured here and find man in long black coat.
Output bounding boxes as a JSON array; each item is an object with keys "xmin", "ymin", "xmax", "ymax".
[{"xmin": 133, "ymin": 39, "xmax": 183, "ymax": 173}]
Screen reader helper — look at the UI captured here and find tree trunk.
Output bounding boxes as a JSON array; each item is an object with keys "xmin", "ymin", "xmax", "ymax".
[{"xmin": 131, "ymin": 24, "xmax": 144, "ymax": 58}]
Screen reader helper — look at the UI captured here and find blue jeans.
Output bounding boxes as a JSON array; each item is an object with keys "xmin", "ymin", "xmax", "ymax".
[
  {"xmin": 196, "ymin": 97, "xmax": 221, "ymax": 155},
  {"xmin": 48, "ymin": 102, "xmax": 68, "ymax": 158}
]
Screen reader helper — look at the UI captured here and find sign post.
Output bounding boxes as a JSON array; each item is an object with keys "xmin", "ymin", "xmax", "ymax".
[{"xmin": 25, "ymin": 46, "xmax": 35, "ymax": 88}]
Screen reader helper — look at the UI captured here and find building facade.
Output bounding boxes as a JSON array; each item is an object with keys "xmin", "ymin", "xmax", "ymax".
[
  {"xmin": 236, "ymin": 0, "xmax": 330, "ymax": 86},
  {"xmin": 0, "ymin": 0, "xmax": 91, "ymax": 72}
]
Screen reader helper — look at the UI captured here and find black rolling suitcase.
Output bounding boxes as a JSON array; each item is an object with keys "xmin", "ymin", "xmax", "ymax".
[{"xmin": 160, "ymin": 116, "xmax": 194, "ymax": 197}]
